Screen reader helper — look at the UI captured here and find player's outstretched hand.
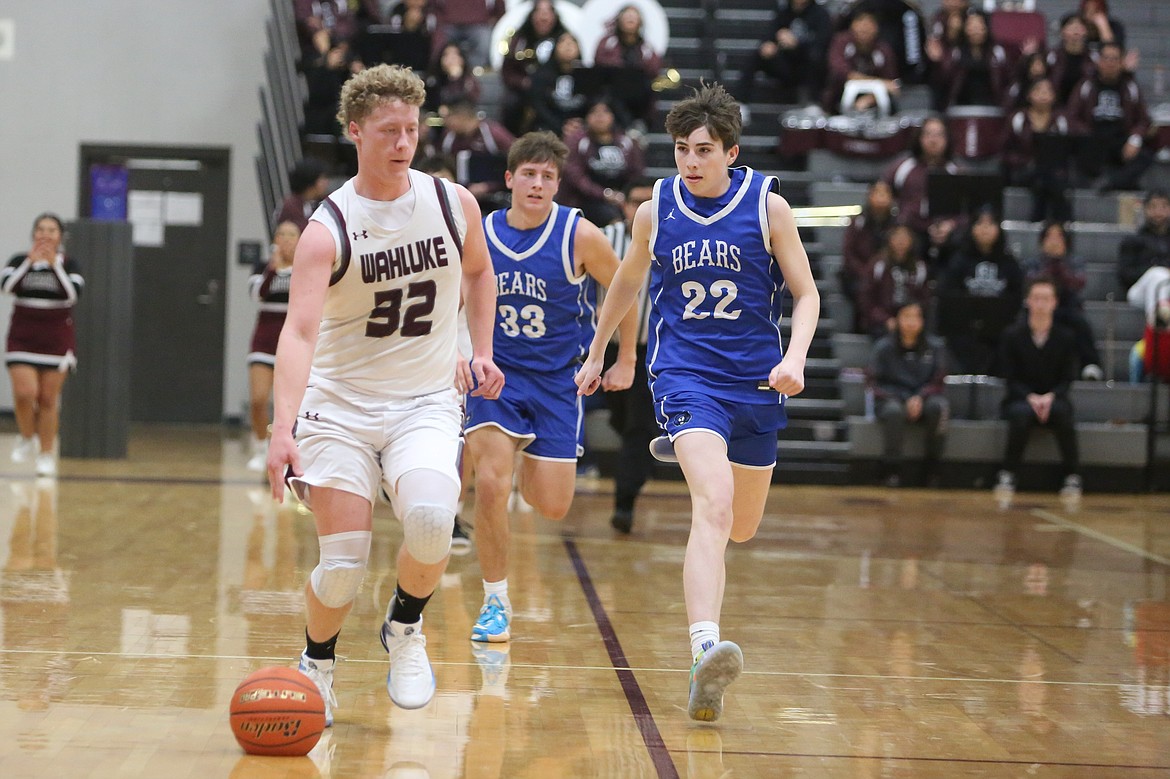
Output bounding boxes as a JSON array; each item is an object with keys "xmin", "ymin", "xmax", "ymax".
[
  {"xmin": 768, "ymin": 358, "xmax": 806, "ymax": 396},
  {"xmin": 267, "ymin": 430, "xmax": 301, "ymax": 502},
  {"xmin": 470, "ymin": 356, "xmax": 505, "ymax": 399},
  {"xmin": 600, "ymin": 359, "xmax": 635, "ymax": 392},
  {"xmin": 575, "ymin": 354, "xmax": 604, "ymax": 396}
]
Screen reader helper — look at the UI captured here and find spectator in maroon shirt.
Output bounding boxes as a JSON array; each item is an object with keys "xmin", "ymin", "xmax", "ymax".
[
  {"xmin": 940, "ymin": 11, "xmax": 1011, "ymax": 109},
  {"xmin": 1066, "ymin": 42, "xmax": 1153, "ymax": 192},
  {"xmin": 1047, "ymin": 15, "xmax": 1096, "ymax": 107},
  {"xmin": 295, "ymin": 0, "xmax": 377, "ymax": 61},
  {"xmin": 425, "ymin": 42, "xmax": 482, "ymax": 116},
  {"xmin": 841, "ymin": 180, "xmax": 897, "ymax": 333},
  {"xmin": 823, "ymin": 11, "xmax": 901, "ymax": 115},
  {"xmin": 1003, "ymin": 51, "xmax": 1049, "ymax": 111},
  {"xmin": 925, "ymin": 1, "xmax": 967, "ymax": 110},
  {"xmin": 500, "ymin": 0, "xmax": 567, "ymax": 134},
  {"xmin": 437, "ymin": 99, "xmax": 514, "ymax": 208},
  {"xmin": 558, "ymin": 97, "xmax": 645, "ymax": 227},
  {"xmin": 882, "ymin": 117, "xmax": 962, "ymax": 267},
  {"xmin": 859, "ymin": 224, "xmax": 931, "ymax": 337},
  {"xmin": 1002, "ymin": 78, "xmax": 1077, "ymax": 223},
  {"xmin": 593, "ymin": 5, "xmax": 663, "ymax": 129}
]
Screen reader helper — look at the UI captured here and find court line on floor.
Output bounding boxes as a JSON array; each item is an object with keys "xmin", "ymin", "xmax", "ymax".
[
  {"xmin": 0, "ymin": 648, "xmax": 1141, "ymax": 689},
  {"xmin": 717, "ymin": 750, "xmax": 1169, "ymax": 771},
  {"xmin": 563, "ymin": 537, "xmax": 680, "ymax": 779},
  {"xmin": 1032, "ymin": 508, "xmax": 1170, "ymax": 567}
]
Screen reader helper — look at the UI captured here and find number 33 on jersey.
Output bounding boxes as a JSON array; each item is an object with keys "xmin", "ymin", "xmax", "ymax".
[{"xmin": 484, "ymin": 203, "xmax": 595, "ymax": 372}]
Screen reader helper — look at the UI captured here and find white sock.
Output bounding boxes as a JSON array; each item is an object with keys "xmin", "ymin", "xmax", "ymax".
[
  {"xmin": 483, "ymin": 578, "xmax": 511, "ymax": 614},
  {"xmin": 689, "ymin": 621, "xmax": 720, "ymax": 661}
]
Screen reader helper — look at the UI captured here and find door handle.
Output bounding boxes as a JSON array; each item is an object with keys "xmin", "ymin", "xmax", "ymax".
[{"xmin": 196, "ymin": 278, "xmax": 220, "ymax": 306}]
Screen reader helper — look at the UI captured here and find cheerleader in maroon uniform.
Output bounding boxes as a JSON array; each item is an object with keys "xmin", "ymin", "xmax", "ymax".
[
  {"xmin": 245, "ymin": 221, "xmax": 298, "ymax": 471},
  {"xmin": 2, "ymin": 214, "xmax": 83, "ymax": 477}
]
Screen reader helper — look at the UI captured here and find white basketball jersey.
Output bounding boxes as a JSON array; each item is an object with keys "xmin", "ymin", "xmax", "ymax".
[{"xmin": 308, "ymin": 170, "xmax": 466, "ymax": 398}]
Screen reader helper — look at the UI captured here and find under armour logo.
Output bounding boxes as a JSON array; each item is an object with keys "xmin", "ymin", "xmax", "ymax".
[
  {"xmin": 352, "ymin": 230, "xmax": 368, "ymax": 240},
  {"xmin": 664, "ymin": 209, "xmax": 676, "ymax": 221},
  {"xmin": 303, "ymin": 411, "xmax": 319, "ymax": 421}
]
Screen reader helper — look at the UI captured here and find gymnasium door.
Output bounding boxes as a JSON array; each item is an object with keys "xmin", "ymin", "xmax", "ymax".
[{"xmin": 79, "ymin": 145, "xmax": 230, "ymax": 423}]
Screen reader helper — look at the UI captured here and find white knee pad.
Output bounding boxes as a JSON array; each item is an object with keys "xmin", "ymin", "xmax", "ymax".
[
  {"xmin": 309, "ymin": 530, "xmax": 372, "ymax": 608},
  {"xmin": 393, "ymin": 468, "xmax": 459, "ymax": 565},
  {"xmin": 402, "ymin": 503, "xmax": 456, "ymax": 564}
]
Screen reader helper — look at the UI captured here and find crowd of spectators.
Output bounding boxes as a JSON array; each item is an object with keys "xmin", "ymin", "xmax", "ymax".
[{"xmin": 294, "ymin": 0, "xmax": 660, "ymax": 227}]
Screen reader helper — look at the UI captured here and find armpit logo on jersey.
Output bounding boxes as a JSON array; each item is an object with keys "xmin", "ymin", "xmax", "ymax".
[{"xmin": 671, "ymin": 411, "xmax": 692, "ymax": 427}]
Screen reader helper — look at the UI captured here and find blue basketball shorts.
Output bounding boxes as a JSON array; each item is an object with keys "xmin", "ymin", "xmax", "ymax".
[
  {"xmin": 465, "ymin": 364, "xmax": 583, "ymax": 461},
  {"xmin": 654, "ymin": 390, "xmax": 784, "ymax": 468}
]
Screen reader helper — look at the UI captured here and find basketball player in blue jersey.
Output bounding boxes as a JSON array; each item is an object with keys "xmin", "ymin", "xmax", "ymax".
[
  {"xmin": 463, "ymin": 131, "xmax": 640, "ymax": 644},
  {"xmin": 577, "ymin": 83, "xmax": 820, "ymax": 722},
  {"xmin": 266, "ymin": 64, "xmax": 504, "ymax": 725}
]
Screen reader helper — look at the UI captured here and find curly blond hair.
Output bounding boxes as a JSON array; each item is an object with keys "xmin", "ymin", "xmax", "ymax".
[{"xmin": 336, "ymin": 65, "xmax": 426, "ymax": 137}]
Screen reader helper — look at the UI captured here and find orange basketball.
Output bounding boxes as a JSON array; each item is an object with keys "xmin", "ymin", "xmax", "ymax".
[{"xmin": 230, "ymin": 666, "xmax": 326, "ymax": 756}]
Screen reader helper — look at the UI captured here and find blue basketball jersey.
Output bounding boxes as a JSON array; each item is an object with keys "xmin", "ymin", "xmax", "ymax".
[
  {"xmin": 646, "ymin": 167, "xmax": 786, "ymax": 405},
  {"xmin": 484, "ymin": 203, "xmax": 595, "ymax": 372}
]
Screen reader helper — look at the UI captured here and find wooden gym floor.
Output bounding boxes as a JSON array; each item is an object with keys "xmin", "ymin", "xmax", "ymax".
[{"xmin": 1, "ymin": 426, "xmax": 1168, "ymax": 777}]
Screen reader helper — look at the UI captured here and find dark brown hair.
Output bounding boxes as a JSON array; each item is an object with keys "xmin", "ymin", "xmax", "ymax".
[
  {"xmin": 507, "ymin": 131, "xmax": 568, "ymax": 175},
  {"xmin": 664, "ymin": 81, "xmax": 741, "ymax": 151}
]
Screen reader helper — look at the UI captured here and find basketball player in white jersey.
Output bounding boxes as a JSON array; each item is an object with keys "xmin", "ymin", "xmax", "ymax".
[
  {"xmin": 577, "ymin": 83, "xmax": 819, "ymax": 722},
  {"xmin": 266, "ymin": 64, "xmax": 504, "ymax": 725}
]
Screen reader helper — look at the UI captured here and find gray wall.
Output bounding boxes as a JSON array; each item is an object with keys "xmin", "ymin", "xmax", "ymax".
[{"xmin": 0, "ymin": 1, "xmax": 269, "ymax": 419}]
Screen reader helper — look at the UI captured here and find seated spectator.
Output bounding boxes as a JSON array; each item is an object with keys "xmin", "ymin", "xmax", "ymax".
[
  {"xmin": 437, "ymin": 99, "xmax": 514, "ymax": 209},
  {"xmin": 274, "ymin": 158, "xmax": 331, "ymax": 232},
  {"xmin": 425, "ymin": 42, "xmax": 482, "ymax": 116},
  {"xmin": 295, "ymin": 0, "xmax": 376, "ymax": 61},
  {"xmin": 859, "ymin": 224, "xmax": 931, "ymax": 338},
  {"xmin": 1067, "ymin": 42, "xmax": 1153, "ymax": 192},
  {"xmin": 528, "ymin": 32, "xmax": 590, "ymax": 137},
  {"xmin": 1023, "ymin": 221, "xmax": 1103, "ymax": 379},
  {"xmin": 822, "ymin": 11, "xmax": 901, "ymax": 116},
  {"xmin": 1002, "ymin": 78, "xmax": 1076, "ymax": 223},
  {"xmin": 1047, "ymin": 15, "xmax": 1095, "ymax": 107},
  {"xmin": 1119, "ymin": 189, "xmax": 1170, "ymax": 324},
  {"xmin": 940, "ymin": 11, "xmax": 1011, "ymax": 109},
  {"xmin": 558, "ymin": 98, "xmax": 645, "ymax": 227},
  {"xmin": 434, "ymin": 0, "xmax": 505, "ymax": 70},
  {"xmin": 882, "ymin": 117, "xmax": 962, "ymax": 267},
  {"xmin": 1003, "ymin": 51, "xmax": 1049, "ymax": 111},
  {"xmin": 995, "ymin": 277, "xmax": 1082, "ymax": 499},
  {"xmin": 1078, "ymin": 0, "xmax": 1125, "ymax": 53},
  {"xmin": 500, "ymin": 0, "xmax": 568, "ymax": 135},
  {"xmin": 593, "ymin": 5, "xmax": 663, "ymax": 130},
  {"xmin": 735, "ymin": 0, "xmax": 832, "ymax": 118},
  {"xmin": 841, "ymin": 180, "xmax": 898, "ymax": 333},
  {"xmin": 866, "ymin": 301, "xmax": 950, "ymax": 487},
  {"xmin": 845, "ymin": 0, "xmax": 929, "ymax": 85},
  {"xmin": 302, "ymin": 45, "xmax": 362, "ymax": 137},
  {"xmin": 377, "ymin": 0, "xmax": 438, "ymax": 72},
  {"xmin": 938, "ymin": 206, "xmax": 1024, "ymax": 374}
]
